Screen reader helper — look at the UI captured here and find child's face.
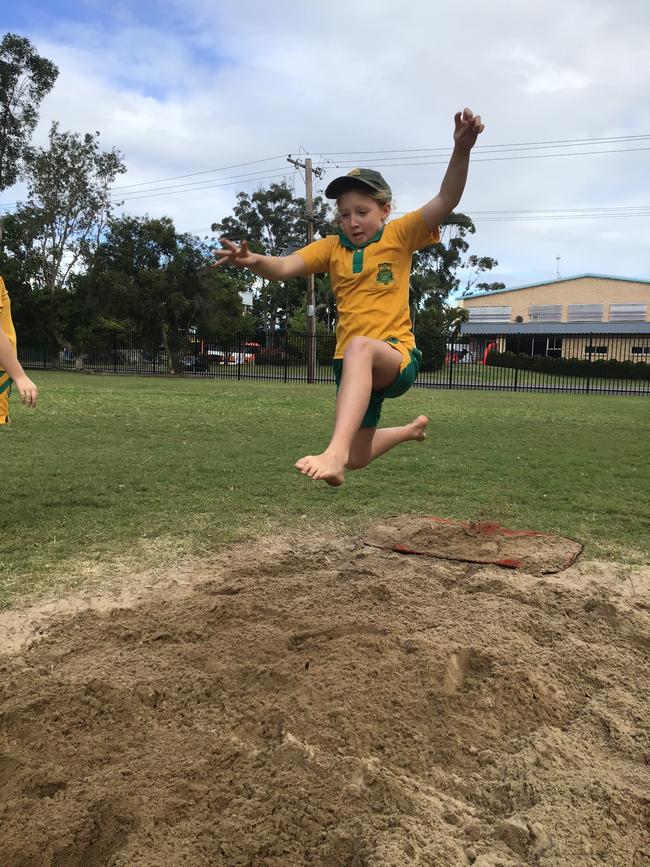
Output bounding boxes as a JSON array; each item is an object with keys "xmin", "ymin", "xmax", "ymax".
[{"xmin": 337, "ymin": 190, "xmax": 391, "ymax": 246}]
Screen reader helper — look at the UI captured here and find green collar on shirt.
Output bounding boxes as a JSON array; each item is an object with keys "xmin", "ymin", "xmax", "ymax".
[{"xmin": 338, "ymin": 227, "xmax": 385, "ymax": 273}]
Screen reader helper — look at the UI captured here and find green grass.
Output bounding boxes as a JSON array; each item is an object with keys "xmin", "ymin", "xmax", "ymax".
[{"xmin": 2, "ymin": 372, "xmax": 649, "ymax": 607}]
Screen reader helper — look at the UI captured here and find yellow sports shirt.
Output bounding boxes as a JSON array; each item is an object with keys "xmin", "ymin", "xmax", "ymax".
[
  {"xmin": 296, "ymin": 208, "xmax": 439, "ymax": 366},
  {"xmin": 0, "ymin": 276, "xmax": 17, "ymax": 349},
  {"xmin": 0, "ymin": 276, "xmax": 17, "ymax": 423}
]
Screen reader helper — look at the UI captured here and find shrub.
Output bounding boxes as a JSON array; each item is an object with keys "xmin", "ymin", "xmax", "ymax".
[
  {"xmin": 485, "ymin": 350, "xmax": 650, "ymax": 381},
  {"xmin": 414, "ymin": 329, "xmax": 446, "ymax": 372}
]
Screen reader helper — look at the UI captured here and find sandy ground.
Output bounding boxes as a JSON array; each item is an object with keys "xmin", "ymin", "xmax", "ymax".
[{"xmin": 0, "ymin": 526, "xmax": 648, "ymax": 867}]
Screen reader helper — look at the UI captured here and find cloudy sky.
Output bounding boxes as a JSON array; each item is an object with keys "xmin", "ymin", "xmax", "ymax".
[{"xmin": 3, "ymin": 0, "xmax": 650, "ymax": 293}]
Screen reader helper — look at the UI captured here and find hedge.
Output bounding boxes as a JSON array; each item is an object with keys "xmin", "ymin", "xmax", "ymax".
[{"xmin": 486, "ymin": 350, "xmax": 650, "ymax": 381}]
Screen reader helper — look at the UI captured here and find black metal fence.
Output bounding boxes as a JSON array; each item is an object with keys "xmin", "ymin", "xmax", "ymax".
[{"xmin": 18, "ymin": 329, "xmax": 650, "ymax": 395}]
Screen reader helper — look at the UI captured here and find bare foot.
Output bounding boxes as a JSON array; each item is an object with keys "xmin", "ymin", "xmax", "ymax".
[
  {"xmin": 410, "ymin": 415, "xmax": 429, "ymax": 441},
  {"xmin": 295, "ymin": 449, "xmax": 347, "ymax": 486}
]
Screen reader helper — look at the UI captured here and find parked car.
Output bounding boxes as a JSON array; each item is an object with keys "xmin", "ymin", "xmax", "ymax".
[{"xmin": 181, "ymin": 354, "xmax": 209, "ymax": 372}]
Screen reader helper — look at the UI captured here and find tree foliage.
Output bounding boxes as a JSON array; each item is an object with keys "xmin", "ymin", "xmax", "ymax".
[
  {"xmin": 211, "ymin": 182, "xmax": 336, "ymax": 330},
  {"xmin": 77, "ymin": 215, "xmax": 223, "ymax": 372},
  {"xmin": 410, "ymin": 213, "xmax": 500, "ymax": 307},
  {"xmin": 13, "ymin": 124, "xmax": 126, "ymax": 348},
  {"xmin": 463, "ymin": 255, "xmax": 505, "ymax": 295},
  {"xmin": 0, "ymin": 32, "xmax": 58, "ymax": 193}
]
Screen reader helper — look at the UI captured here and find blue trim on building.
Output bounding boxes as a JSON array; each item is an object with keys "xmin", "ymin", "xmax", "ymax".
[{"xmin": 462, "ymin": 274, "xmax": 650, "ymax": 300}]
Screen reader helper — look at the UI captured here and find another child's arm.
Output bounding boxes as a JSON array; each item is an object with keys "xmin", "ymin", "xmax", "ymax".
[
  {"xmin": 421, "ymin": 108, "xmax": 485, "ymax": 231},
  {"xmin": 0, "ymin": 330, "xmax": 38, "ymax": 407},
  {"xmin": 213, "ymin": 239, "xmax": 308, "ymax": 280}
]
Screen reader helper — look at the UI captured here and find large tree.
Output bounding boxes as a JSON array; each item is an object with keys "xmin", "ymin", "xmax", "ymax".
[
  {"xmin": 78, "ymin": 215, "xmax": 236, "ymax": 373},
  {"xmin": 14, "ymin": 123, "xmax": 126, "ymax": 350},
  {"xmin": 0, "ymin": 210, "xmax": 42, "ymax": 340},
  {"xmin": 211, "ymin": 182, "xmax": 335, "ymax": 331},
  {"xmin": 0, "ymin": 32, "xmax": 58, "ymax": 193},
  {"xmin": 410, "ymin": 213, "xmax": 501, "ymax": 320}
]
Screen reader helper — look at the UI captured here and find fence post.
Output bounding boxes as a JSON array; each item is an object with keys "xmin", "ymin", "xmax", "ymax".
[
  {"xmin": 514, "ymin": 334, "xmax": 520, "ymax": 392},
  {"xmin": 237, "ymin": 333, "xmax": 242, "ymax": 381},
  {"xmin": 284, "ymin": 332, "xmax": 289, "ymax": 384},
  {"xmin": 447, "ymin": 338, "xmax": 454, "ymax": 389},
  {"xmin": 585, "ymin": 332, "xmax": 591, "ymax": 394},
  {"xmin": 113, "ymin": 329, "xmax": 118, "ymax": 374}
]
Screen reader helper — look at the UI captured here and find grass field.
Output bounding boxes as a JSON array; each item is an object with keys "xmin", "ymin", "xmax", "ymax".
[{"xmin": 2, "ymin": 372, "xmax": 649, "ymax": 608}]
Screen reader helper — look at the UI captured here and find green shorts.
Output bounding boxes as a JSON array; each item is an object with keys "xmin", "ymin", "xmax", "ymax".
[
  {"xmin": 0, "ymin": 371, "xmax": 11, "ymax": 425},
  {"xmin": 332, "ymin": 339, "xmax": 422, "ymax": 429}
]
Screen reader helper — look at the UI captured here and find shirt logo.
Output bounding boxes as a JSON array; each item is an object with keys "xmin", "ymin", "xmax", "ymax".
[{"xmin": 376, "ymin": 262, "xmax": 394, "ymax": 284}]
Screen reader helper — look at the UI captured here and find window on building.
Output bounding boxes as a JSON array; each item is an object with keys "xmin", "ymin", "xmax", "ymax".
[
  {"xmin": 546, "ymin": 337, "xmax": 562, "ymax": 358},
  {"xmin": 467, "ymin": 306, "xmax": 511, "ymax": 322},
  {"xmin": 529, "ymin": 304, "xmax": 563, "ymax": 322},
  {"xmin": 609, "ymin": 303, "xmax": 647, "ymax": 322},
  {"xmin": 568, "ymin": 304, "xmax": 604, "ymax": 323},
  {"xmin": 631, "ymin": 346, "xmax": 650, "ymax": 356},
  {"xmin": 584, "ymin": 345, "xmax": 608, "ymax": 355}
]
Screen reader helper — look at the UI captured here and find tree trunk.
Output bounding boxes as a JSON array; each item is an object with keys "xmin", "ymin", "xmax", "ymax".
[{"xmin": 160, "ymin": 324, "xmax": 178, "ymax": 375}]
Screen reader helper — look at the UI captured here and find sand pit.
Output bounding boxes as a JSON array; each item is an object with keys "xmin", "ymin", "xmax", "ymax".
[{"xmin": 0, "ymin": 528, "xmax": 648, "ymax": 866}]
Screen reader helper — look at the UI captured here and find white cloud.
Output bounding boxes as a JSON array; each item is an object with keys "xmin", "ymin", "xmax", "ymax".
[{"xmin": 2, "ymin": 0, "xmax": 649, "ymax": 283}]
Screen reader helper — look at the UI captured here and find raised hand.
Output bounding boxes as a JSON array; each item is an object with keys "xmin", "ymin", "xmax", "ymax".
[
  {"xmin": 211, "ymin": 238, "xmax": 257, "ymax": 269},
  {"xmin": 453, "ymin": 108, "xmax": 484, "ymax": 151}
]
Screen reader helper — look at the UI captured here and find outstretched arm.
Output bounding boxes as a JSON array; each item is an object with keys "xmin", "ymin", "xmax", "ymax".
[
  {"xmin": 212, "ymin": 239, "xmax": 308, "ymax": 281},
  {"xmin": 421, "ymin": 108, "xmax": 485, "ymax": 231},
  {"xmin": 0, "ymin": 330, "xmax": 38, "ymax": 407}
]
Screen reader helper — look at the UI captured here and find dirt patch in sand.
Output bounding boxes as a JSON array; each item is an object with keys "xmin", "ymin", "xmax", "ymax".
[{"xmin": 0, "ymin": 530, "xmax": 648, "ymax": 866}]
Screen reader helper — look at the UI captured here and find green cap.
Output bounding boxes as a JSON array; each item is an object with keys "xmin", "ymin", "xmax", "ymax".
[{"xmin": 324, "ymin": 167, "xmax": 392, "ymax": 200}]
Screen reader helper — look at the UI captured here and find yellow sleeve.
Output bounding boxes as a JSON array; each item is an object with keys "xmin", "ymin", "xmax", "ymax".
[
  {"xmin": 390, "ymin": 209, "xmax": 440, "ymax": 252},
  {"xmin": 294, "ymin": 236, "xmax": 336, "ymax": 274}
]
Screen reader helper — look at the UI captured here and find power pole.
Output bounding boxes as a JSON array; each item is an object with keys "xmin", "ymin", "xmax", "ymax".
[{"xmin": 288, "ymin": 155, "xmax": 323, "ymax": 383}]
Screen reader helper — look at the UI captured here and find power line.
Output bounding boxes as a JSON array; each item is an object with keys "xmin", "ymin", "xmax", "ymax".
[
  {"xmin": 3, "ymin": 132, "xmax": 648, "ymax": 211},
  {"xmin": 3, "ymin": 146, "xmax": 649, "ymax": 216},
  {"xmin": 468, "ymin": 205, "xmax": 650, "ymax": 214},
  {"xmin": 111, "ymin": 170, "xmax": 298, "ymax": 204},
  {"xmin": 324, "ymin": 146, "xmax": 650, "ymax": 170},
  {"xmin": 320, "ymin": 133, "xmax": 650, "ymax": 156},
  {"xmin": 112, "ymin": 154, "xmax": 289, "ymax": 191},
  {"xmin": 111, "ymin": 166, "xmax": 297, "ymax": 201},
  {"xmin": 0, "ymin": 155, "xmax": 292, "ymax": 210},
  {"xmin": 471, "ymin": 212, "xmax": 650, "ymax": 223},
  {"xmin": 338, "ymin": 141, "xmax": 650, "ymax": 161},
  {"xmin": 181, "ymin": 203, "xmax": 650, "ymax": 238}
]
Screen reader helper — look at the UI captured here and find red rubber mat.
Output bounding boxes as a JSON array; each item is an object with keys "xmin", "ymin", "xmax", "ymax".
[{"xmin": 364, "ymin": 516, "xmax": 583, "ymax": 574}]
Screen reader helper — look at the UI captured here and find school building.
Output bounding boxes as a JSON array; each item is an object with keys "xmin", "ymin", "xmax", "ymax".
[{"xmin": 457, "ymin": 274, "xmax": 650, "ymax": 362}]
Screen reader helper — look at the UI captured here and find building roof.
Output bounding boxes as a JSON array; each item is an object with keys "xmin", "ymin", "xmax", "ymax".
[
  {"xmin": 460, "ymin": 322, "xmax": 650, "ymax": 336},
  {"xmin": 462, "ymin": 274, "xmax": 650, "ymax": 300}
]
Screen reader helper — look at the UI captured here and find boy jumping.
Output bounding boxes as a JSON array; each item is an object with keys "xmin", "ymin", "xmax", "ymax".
[{"xmin": 214, "ymin": 108, "xmax": 484, "ymax": 485}]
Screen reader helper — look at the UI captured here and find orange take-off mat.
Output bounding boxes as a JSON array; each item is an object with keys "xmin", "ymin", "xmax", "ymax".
[{"xmin": 364, "ymin": 516, "xmax": 583, "ymax": 574}]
